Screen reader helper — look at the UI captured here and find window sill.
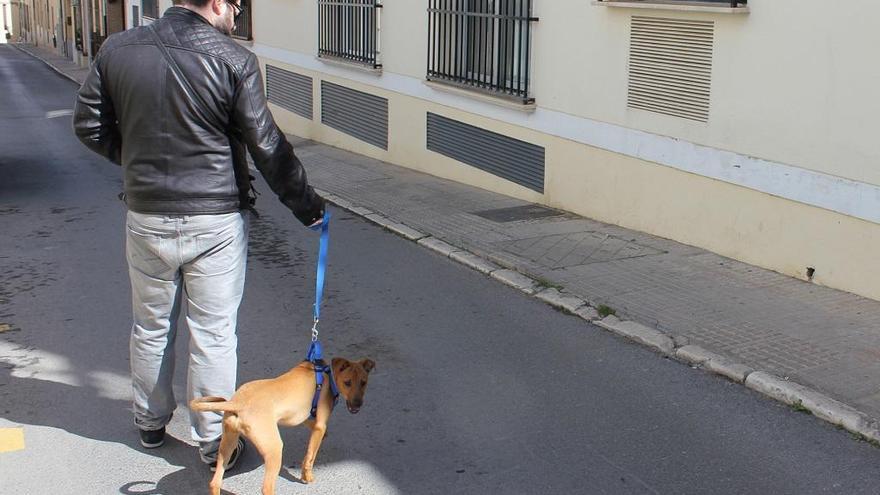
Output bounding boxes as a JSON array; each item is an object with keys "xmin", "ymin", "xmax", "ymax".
[
  {"xmin": 592, "ymin": 0, "xmax": 749, "ymax": 14},
  {"xmin": 424, "ymin": 80, "xmax": 536, "ymax": 113},
  {"xmin": 316, "ymin": 55, "xmax": 382, "ymax": 75}
]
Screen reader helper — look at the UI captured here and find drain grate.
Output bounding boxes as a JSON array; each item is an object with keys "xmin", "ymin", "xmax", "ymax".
[{"xmin": 472, "ymin": 204, "xmax": 564, "ymax": 223}]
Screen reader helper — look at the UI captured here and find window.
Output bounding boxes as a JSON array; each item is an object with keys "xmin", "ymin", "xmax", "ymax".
[
  {"xmin": 231, "ymin": 0, "xmax": 251, "ymax": 40},
  {"xmin": 141, "ymin": 0, "xmax": 159, "ymax": 20},
  {"xmin": 317, "ymin": 0, "xmax": 382, "ymax": 69},
  {"xmin": 427, "ymin": 0, "xmax": 538, "ymax": 104}
]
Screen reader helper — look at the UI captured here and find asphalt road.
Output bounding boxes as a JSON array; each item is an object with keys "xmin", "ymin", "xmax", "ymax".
[{"xmin": 2, "ymin": 44, "xmax": 880, "ymax": 495}]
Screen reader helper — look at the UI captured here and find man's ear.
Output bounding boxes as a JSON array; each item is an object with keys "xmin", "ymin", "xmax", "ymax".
[
  {"xmin": 210, "ymin": 0, "xmax": 225, "ymax": 16},
  {"xmin": 360, "ymin": 359, "xmax": 376, "ymax": 374}
]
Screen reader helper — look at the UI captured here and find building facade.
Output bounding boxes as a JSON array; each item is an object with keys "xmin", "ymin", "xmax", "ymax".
[
  {"xmin": 17, "ymin": 0, "xmax": 878, "ymax": 302},
  {"xmin": 16, "ymin": 0, "xmax": 125, "ymax": 64},
  {"xmin": 250, "ymin": 0, "xmax": 880, "ymax": 301}
]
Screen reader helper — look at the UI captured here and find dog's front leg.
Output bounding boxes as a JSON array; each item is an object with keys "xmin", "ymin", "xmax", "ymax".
[{"xmin": 300, "ymin": 421, "xmax": 327, "ymax": 484}]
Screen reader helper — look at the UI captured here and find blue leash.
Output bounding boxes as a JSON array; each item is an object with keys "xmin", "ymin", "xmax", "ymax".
[{"xmin": 305, "ymin": 210, "xmax": 338, "ymax": 418}]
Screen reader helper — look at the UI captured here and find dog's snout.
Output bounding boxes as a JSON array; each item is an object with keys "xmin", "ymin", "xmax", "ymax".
[{"xmin": 346, "ymin": 397, "xmax": 364, "ymax": 414}]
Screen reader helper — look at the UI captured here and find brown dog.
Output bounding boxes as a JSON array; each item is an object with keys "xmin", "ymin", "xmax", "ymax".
[{"xmin": 190, "ymin": 357, "xmax": 375, "ymax": 495}]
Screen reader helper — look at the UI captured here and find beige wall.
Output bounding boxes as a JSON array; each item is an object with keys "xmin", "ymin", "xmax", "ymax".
[
  {"xmin": 251, "ymin": 1, "xmax": 880, "ymax": 301},
  {"xmin": 254, "ymin": 0, "xmax": 880, "ymax": 187}
]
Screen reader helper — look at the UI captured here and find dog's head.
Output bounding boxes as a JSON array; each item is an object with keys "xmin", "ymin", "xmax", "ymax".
[{"xmin": 332, "ymin": 357, "xmax": 375, "ymax": 414}]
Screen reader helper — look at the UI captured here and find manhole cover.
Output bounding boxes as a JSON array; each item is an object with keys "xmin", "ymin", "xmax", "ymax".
[{"xmin": 472, "ymin": 204, "xmax": 564, "ymax": 223}]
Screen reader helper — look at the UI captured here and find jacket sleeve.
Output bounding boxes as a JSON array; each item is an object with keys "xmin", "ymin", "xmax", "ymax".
[
  {"xmin": 231, "ymin": 54, "xmax": 324, "ymax": 226},
  {"xmin": 73, "ymin": 54, "xmax": 122, "ymax": 166}
]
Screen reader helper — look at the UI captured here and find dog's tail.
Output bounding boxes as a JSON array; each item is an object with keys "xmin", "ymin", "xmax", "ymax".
[{"xmin": 189, "ymin": 396, "xmax": 241, "ymax": 414}]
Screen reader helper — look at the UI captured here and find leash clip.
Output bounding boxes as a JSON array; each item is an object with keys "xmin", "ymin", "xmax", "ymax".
[{"xmin": 311, "ymin": 318, "xmax": 319, "ymax": 342}]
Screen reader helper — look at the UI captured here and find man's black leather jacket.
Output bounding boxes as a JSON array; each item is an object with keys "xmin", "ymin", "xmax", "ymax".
[{"xmin": 73, "ymin": 7, "xmax": 323, "ymax": 225}]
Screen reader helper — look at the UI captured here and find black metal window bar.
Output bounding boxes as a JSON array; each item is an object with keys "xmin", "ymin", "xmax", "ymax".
[
  {"xmin": 232, "ymin": 0, "xmax": 252, "ymax": 40},
  {"xmin": 427, "ymin": 0, "xmax": 538, "ymax": 104},
  {"xmin": 317, "ymin": 0, "xmax": 382, "ymax": 69}
]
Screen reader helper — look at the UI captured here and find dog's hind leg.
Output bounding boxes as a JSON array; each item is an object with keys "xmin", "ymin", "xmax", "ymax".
[
  {"xmin": 248, "ymin": 421, "xmax": 284, "ymax": 495},
  {"xmin": 209, "ymin": 414, "xmax": 240, "ymax": 495}
]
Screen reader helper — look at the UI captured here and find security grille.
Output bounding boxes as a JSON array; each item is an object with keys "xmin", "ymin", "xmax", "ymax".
[
  {"xmin": 321, "ymin": 81, "xmax": 388, "ymax": 150},
  {"xmin": 317, "ymin": 0, "xmax": 382, "ymax": 69},
  {"xmin": 427, "ymin": 0, "xmax": 538, "ymax": 104},
  {"xmin": 627, "ymin": 16, "xmax": 715, "ymax": 122},
  {"xmin": 232, "ymin": 0, "xmax": 252, "ymax": 40},
  {"xmin": 266, "ymin": 65, "xmax": 313, "ymax": 120},
  {"xmin": 427, "ymin": 112, "xmax": 545, "ymax": 193}
]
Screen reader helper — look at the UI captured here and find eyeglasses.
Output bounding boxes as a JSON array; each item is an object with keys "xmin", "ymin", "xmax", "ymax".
[{"xmin": 226, "ymin": 0, "xmax": 243, "ymax": 21}]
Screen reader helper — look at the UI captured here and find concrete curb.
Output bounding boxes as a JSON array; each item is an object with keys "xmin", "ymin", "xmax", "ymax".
[
  {"xmin": 745, "ymin": 371, "xmax": 880, "ymax": 442},
  {"xmin": 575, "ymin": 306, "xmax": 600, "ymax": 322},
  {"xmin": 490, "ymin": 269, "xmax": 539, "ymax": 295},
  {"xmin": 449, "ymin": 251, "xmax": 500, "ymax": 274},
  {"xmin": 535, "ymin": 288, "xmax": 586, "ymax": 314},
  {"xmin": 416, "ymin": 237, "xmax": 459, "ymax": 257},
  {"xmin": 316, "ymin": 159, "xmax": 880, "ymax": 449},
  {"xmin": 594, "ymin": 315, "xmax": 676, "ymax": 355},
  {"xmin": 675, "ymin": 345, "xmax": 754, "ymax": 383},
  {"xmin": 12, "ymin": 44, "xmax": 82, "ymax": 85}
]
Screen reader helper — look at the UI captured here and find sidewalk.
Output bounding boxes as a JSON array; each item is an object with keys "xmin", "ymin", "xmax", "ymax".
[
  {"xmin": 13, "ymin": 43, "xmax": 88, "ymax": 85},
  {"xmin": 20, "ymin": 42, "xmax": 880, "ymax": 441}
]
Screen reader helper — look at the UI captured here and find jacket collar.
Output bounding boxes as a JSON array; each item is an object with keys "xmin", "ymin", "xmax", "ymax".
[{"xmin": 163, "ymin": 6, "xmax": 213, "ymax": 27}]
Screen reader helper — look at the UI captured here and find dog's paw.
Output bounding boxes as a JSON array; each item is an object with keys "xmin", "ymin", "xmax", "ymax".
[{"xmin": 301, "ymin": 470, "xmax": 314, "ymax": 484}]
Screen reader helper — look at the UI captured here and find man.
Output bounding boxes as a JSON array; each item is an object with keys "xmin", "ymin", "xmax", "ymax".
[{"xmin": 73, "ymin": 0, "xmax": 324, "ymax": 469}]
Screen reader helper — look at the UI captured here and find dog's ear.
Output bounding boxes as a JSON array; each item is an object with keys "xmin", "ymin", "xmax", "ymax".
[
  {"xmin": 332, "ymin": 357, "xmax": 350, "ymax": 373},
  {"xmin": 360, "ymin": 359, "xmax": 375, "ymax": 373}
]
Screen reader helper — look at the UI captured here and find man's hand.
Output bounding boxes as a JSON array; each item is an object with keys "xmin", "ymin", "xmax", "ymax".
[{"xmin": 308, "ymin": 217, "xmax": 324, "ymax": 231}]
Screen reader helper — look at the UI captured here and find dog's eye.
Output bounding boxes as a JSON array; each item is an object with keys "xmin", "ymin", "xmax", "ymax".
[
  {"xmin": 344, "ymin": 380, "xmax": 352, "ymax": 387},
  {"xmin": 361, "ymin": 381, "xmax": 366, "ymax": 387}
]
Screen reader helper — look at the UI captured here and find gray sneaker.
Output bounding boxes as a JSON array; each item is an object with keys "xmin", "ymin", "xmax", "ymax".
[{"xmin": 201, "ymin": 437, "xmax": 245, "ymax": 471}]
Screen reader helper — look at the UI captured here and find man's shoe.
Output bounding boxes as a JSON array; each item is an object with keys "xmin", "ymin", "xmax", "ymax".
[
  {"xmin": 203, "ymin": 437, "xmax": 245, "ymax": 472},
  {"xmin": 139, "ymin": 427, "xmax": 166, "ymax": 449}
]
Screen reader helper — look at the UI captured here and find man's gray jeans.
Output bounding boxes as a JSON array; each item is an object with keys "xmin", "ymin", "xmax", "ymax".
[{"xmin": 125, "ymin": 210, "xmax": 248, "ymax": 456}]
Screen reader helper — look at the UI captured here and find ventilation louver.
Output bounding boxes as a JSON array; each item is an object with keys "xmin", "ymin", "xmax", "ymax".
[{"xmin": 628, "ymin": 16, "xmax": 714, "ymax": 122}]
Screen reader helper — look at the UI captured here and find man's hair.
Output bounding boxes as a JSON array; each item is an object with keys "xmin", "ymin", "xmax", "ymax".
[{"xmin": 174, "ymin": 0, "xmax": 213, "ymax": 8}]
